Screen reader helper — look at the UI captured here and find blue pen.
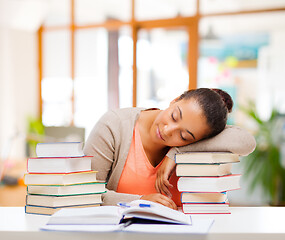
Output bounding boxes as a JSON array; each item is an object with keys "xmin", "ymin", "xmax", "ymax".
[
  {"xmin": 139, "ymin": 203, "xmax": 151, "ymax": 208},
  {"xmin": 117, "ymin": 202, "xmax": 131, "ymax": 208},
  {"xmin": 118, "ymin": 202, "xmax": 151, "ymax": 208}
]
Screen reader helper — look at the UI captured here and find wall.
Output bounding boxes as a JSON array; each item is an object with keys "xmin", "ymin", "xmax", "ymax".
[
  {"xmin": 0, "ymin": 27, "xmax": 5, "ymax": 158},
  {"xmin": 0, "ymin": 27, "xmax": 39, "ymax": 160}
]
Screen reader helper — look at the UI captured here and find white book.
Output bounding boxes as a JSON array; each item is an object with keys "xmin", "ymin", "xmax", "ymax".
[
  {"xmin": 41, "ymin": 219, "xmax": 214, "ymax": 234},
  {"xmin": 24, "ymin": 171, "xmax": 97, "ymax": 185},
  {"xmin": 175, "ymin": 152, "xmax": 240, "ymax": 164},
  {"xmin": 176, "ymin": 163, "xmax": 232, "ymax": 177},
  {"xmin": 177, "ymin": 174, "xmax": 241, "ymax": 192},
  {"xmin": 26, "ymin": 193, "xmax": 102, "ymax": 207},
  {"xmin": 182, "ymin": 202, "xmax": 230, "ymax": 214},
  {"xmin": 27, "ymin": 156, "xmax": 92, "ymax": 173},
  {"xmin": 181, "ymin": 192, "xmax": 228, "ymax": 203},
  {"xmin": 47, "ymin": 200, "xmax": 192, "ymax": 225},
  {"xmin": 27, "ymin": 182, "xmax": 106, "ymax": 196},
  {"xmin": 25, "ymin": 204, "xmax": 101, "ymax": 216},
  {"xmin": 36, "ymin": 142, "xmax": 84, "ymax": 158}
]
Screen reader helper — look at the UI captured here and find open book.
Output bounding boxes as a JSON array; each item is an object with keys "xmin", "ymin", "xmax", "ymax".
[{"xmin": 47, "ymin": 200, "xmax": 191, "ymax": 226}]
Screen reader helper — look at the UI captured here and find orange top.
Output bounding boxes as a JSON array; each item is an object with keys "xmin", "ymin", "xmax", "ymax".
[{"xmin": 117, "ymin": 122, "xmax": 181, "ymax": 207}]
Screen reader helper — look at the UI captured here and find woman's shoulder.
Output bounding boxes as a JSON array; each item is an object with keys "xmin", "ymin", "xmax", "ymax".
[
  {"xmin": 112, "ymin": 107, "xmax": 144, "ymax": 118},
  {"xmin": 98, "ymin": 107, "xmax": 145, "ymax": 125}
]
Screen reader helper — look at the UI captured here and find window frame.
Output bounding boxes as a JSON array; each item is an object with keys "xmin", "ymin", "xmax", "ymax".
[{"xmin": 38, "ymin": 0, "xmax": 285, "ymax": 124}]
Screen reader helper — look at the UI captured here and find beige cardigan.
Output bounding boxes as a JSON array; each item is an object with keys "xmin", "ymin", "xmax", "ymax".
[{"xmin": 83, "ymin": 108, "xmax": 256, "ymax": 206}]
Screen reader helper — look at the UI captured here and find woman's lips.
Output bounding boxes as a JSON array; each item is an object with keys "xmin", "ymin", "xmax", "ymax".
[{"xmin": 156, "ymin": 127, "xmax": 165, "ymax": 141}]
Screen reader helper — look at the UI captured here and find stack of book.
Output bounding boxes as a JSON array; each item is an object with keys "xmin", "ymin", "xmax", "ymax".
[
  {"xmin": 175, "ymin": 152, "xmax": 241, "ymax": 214},
  {"xmin": 24, "ymin": 142, "xmax": 106, "ymax": 215}
]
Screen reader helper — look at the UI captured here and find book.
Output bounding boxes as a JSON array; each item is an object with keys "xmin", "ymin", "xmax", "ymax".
[
  {"xmin": 175, "ymin": 152, "xmax": 240, "ymax": 164},
  {"xmin": 182, "ymin": 202, "xmax": 230, "ymax": 214},
  {"xmin": 36, "ymin": 142, "xmax": 84, "ymax": 158},
  {"xmin": 41, "ymin": 219, "xmax": 214, "ymax": 234},
  {"xmin": 181, "ymin": 192, "xmax": 228, "ymax": 203},
  {"xmin": 27, "ymin": 182, "xmax": 106, "ymax": 196},
  {"xmin": 26, "ymin": 193, "xmax": 102, "ymax": 207},
  {"xmin": 27, "ymin": 156, "xmax": 92, "ymax": 173},
  {"xmin": 177, "ymin": 174, "xmax": 241, "ymax": 192},
  {"xmin": 176, "ymin": 163, "xmax": 232, "ymax": 177},
  {"xmin": 24, "ymin": 171, "xmax": 97, "ymax": 185},
  {"xmin": 47, "ymin": 200, "xmax": 192, "ymax": 225},
  {"xmin": 25, "ymin": 203, "xmax": 101, "ymax": 215}
]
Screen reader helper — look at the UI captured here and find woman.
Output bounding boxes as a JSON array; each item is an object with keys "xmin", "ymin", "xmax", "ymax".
[{"xmin": 83, "ymin": 88, "xmax": 253, "ymax": 209}]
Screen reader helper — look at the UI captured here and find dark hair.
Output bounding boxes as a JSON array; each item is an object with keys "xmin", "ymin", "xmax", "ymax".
[{"xmin": 178, "ymin": 88, "xmax": 233, "ymax": 138}]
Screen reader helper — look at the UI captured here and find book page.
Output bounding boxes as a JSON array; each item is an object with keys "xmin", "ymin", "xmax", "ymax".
[
  {"xmin": 47, "ymin": 206, "xmax": 121, "ymax": 225},
  {"xmin": 41, "ymin": 224, "xmax": 121, "ymax": 232},
  {"xmin": 123, "ymin": 200, "xmax": 192, "ymax": 225}
]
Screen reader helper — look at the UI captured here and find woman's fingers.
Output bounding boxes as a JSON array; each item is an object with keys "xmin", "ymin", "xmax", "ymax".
[
  {"xmin": 155, "ymin": 176, "xmax": 161, "ymax": 193},
  {"xmin": 160, "ymin": 179, "xmax": 172, "ymax": 197},
  {"xmin": 155, "ymin": 172, "xmax": 173, "ymax": 197},
  {"xmin": 156, "ymin": 156, "xmax": 176, "ymax": 196},
  {"xmin": 141, "ymin": 193, "xmax": 177, "ymax": 210},
  {"xmin": 157, "ymin": 194, "xmax": 177, "ymax": 210},
  {"xmin": 155, "ymin": 176, "xmax": 168, "ymax": 196},
  {"xmin": 163, "ymin": 177, "xmax": 173, "ymax": 189}
]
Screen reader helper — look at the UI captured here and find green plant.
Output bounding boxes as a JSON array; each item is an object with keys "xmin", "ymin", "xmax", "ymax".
[
  {"xmin": 241, "ymin": 102, "xmax": 285, "ymax": 206},
  {"xmin": 26, "ymin": 116, "xmax": 45, "ymax": 157}
]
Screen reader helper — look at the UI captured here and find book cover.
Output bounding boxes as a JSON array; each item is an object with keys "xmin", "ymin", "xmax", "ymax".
[
  {"xmin": 176, "ymin": 163, "xmax": 232, "ymax": 177},
  {"xmin": 27, "ymin": 156, "xmax": 92, "ymax": 173},
  {"xmin": 177, "ymin": 174, "xmax": 241, "ymax": 192},
  {"xmin": 24, "ymin": 171, "xmax": 98, "ymax": 185},
  {"xmin": 175, "ymin": 152, "xmax": 240, "ymax": 164},
  {"xmin": 27, "ymin": 182, "xmax": 106, "ymax": 196},
  {"xmin": 36, "ymin": 142, "xmax": 84, "ymax": 158}
]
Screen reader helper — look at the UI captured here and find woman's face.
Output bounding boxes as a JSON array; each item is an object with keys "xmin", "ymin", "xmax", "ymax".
[{"xmin": 152, "ymin": 98, "xmax": 210, "ymax": 147}]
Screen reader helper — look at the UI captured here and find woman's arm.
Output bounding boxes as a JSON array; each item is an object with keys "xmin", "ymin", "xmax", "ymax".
[
  {"xmin": 83, "ymin": 110, "xmax": 142, "ymax": 205},
  {"xmin": 83, "ymin": 111, "xmax": 117, "ymax": 182},
  {"xmin": 155, "ymin": 125, "xmax": 256, "ymax": 195},
  {"xmin": 166, "ymin": 125, "xmax": 256, "ymax": 161}
]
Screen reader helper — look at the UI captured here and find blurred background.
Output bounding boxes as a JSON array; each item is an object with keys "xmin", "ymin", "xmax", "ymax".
[{"xmin": 1, "ymin": 0, "xmax": 285, "ymax": 207}]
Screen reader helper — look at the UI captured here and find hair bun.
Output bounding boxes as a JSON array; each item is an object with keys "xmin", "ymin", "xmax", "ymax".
[{"xmin": 211, "ymin": 89, "xmax": 233, "ymax": 113}]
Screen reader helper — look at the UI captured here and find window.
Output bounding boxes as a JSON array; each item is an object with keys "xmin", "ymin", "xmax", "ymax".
[{"xmin": 39, "ymin": 0, "xmax": 285, "ymax": 138}]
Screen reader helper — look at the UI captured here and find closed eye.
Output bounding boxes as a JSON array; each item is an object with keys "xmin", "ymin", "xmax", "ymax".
[
  {"xmin": 171, "ymin": 113, "xmax": 176, "ymax": 122},
  {"xmin": 180, "ymin": 132, "xmax": 187, "ymax": 141}
]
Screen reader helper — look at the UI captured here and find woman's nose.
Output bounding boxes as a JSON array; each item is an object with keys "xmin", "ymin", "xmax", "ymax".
[{"xmin": 163, "ymin": 124, "xmax": 177, "ymax": 136}]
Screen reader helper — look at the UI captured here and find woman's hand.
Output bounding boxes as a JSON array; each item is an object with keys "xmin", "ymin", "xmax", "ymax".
[
  {"xmin": 140, "ymin": 193, "xmax": 177, "ymax": 210},
  {"xmin": 155, "ymin": 157, "xmax": 176, "ymax": 198}
]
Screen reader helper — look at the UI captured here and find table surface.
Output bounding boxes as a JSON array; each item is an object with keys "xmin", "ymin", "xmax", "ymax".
[{"xmin": 1, "ymin": 206, "xmax": 285, "ymax": 240}]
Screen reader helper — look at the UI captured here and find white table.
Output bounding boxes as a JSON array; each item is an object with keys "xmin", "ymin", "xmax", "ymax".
[{"xmin": 1, "ymin": 207, "xmax": 285, "ymax": 240}]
